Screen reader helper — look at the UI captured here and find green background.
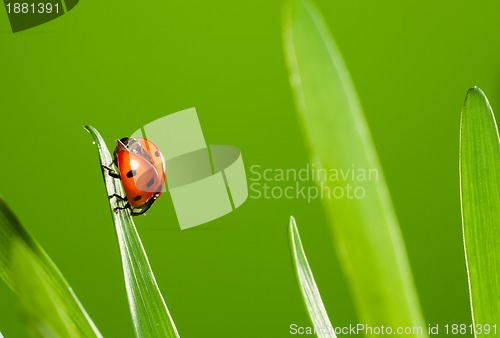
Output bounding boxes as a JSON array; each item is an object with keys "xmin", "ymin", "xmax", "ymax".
[{"xmin": 1, "ymin": 0, "xmax": 499, "ymax": 337}]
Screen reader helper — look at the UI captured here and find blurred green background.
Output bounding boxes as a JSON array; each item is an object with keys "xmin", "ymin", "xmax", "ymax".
[{"xmin": 1, "ymin": 0, "xmax": 499, "ymax": 337}]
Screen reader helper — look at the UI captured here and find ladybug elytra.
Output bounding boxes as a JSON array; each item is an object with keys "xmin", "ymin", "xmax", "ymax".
[{"xmin": 103, "ymin": 137, "xmax": 166, "ymax": 216}]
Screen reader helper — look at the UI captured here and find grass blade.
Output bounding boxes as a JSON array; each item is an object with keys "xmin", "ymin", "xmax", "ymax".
[
  {"xmin": 460, "ymin": 87, "xmax": 500, "ymax": 335},
  {"xmin": 283, "ymin": 0, "xmax": 427, "ymax": 335},
  {"xmin": 0, "ymin": 198, "xmax": 102, "ymax": 338},
  {"xmin": 85, "ymin": 125, "xmax": 180, "ymax": 338},
  {"xmin": 289, "ymin": 216, "xmax": 335, "ymax": 338}
]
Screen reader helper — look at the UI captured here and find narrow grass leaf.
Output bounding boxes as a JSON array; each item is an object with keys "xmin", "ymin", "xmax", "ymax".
[
  {"xmin": 460, "ymin": 87, "xmax": 500, "ymax": 335},
  {"xmin": 289, "ymin": 216, "xmax": 335, "ymax": 338},
  {"xmin": 283, "ymin": 0, "xmax": 427, "ymax": 335},
  {"xmin": 85, "ymin": 125, "xmax": 180, "ymax": 338},
  {"xmin": 0, "ymin": 198, "xmax": 102, "ymax": 338}
]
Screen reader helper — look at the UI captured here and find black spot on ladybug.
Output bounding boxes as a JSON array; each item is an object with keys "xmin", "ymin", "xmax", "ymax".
[
  {"xmin": 155, "ymin": 151, "xmax": 160, "ymax": 157},
  {"xmin": 126, "ymin": 170, "xmax": 136, "ymax": 178},
  {"xmin": 147, "ymin": 178, "xmax": 155, "ymax": 188},
  {"xmin": 134, "ymin": 195, "xmax": 142, "ymax": 201}
]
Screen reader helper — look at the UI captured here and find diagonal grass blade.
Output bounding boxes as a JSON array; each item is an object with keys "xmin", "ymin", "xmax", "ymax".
[
  {"xmin": 289, "ymin": 216, "xmax": 335, "ymax": 338},
  {"xmin": 283, "ymin": 0, "xmax": 427, "ymax": 335},
  {"xmin": 0, "ymin": 198, "xmax": 102, "ymax": 337},
  {"xmin": 85, "ymin": 125, "xmax": 180, "ymax": 338},
  {"xmin": 460, "ymin": 87, "xmax": 500, "ymax": 336}
]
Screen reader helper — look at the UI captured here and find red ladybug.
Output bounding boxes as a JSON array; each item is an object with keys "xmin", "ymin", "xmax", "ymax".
[{"xmin": 102, "ymin": 137, "xmax": 166, "ymax": 216}]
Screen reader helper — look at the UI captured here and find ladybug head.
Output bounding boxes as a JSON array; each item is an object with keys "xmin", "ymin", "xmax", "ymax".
[
  {"xmin": 113, "ymin": 138, "xmax": 131, "ymax": 167},
  {"xmin": 113, "ymin": 137, "xmax": 151, "ymax": 167}
]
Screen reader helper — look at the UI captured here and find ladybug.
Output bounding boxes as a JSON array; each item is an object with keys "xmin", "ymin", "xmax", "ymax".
[{"xmin": 102, "ymin": 137, "xmax": 166, "ymax": 216}]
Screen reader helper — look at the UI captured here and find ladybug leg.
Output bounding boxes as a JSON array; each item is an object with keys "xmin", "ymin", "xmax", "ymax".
[
  {"xmin": 130, "ymin": 209, "xmax": 146, "ymax": 216},
  {"xmin": 108, "ymin": 194, "xmax": 127, "ymax": 201},
  {"xmin": 114, "ymin": 202, "xmax": 131, "ymax": 213},
  {"xmin": 129, "ymin": 200, "xmax": 155, "ymax": 216},
  {"xmin": 101, "ymin": 165, "xmax": 120, "ymax": 179}
]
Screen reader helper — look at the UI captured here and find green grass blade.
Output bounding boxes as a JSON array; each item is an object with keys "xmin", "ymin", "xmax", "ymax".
[
  {"xmin": 460, "ymin": 87, "xmax": 500, "ymax": 335},
  {"xmin": 0, "ymin": 198, "xmax": 102, "ymax": 338},
  {"xmin": 85, "ymin": 125, "xmax": 180, "ymax": 338},
  {"xmin": 283, "ymin": 0, "xmax": 427, "ymax": 335},
  {"xmin": 289, "ymin": 216, "xmax": 335, "ymax": 338}
]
